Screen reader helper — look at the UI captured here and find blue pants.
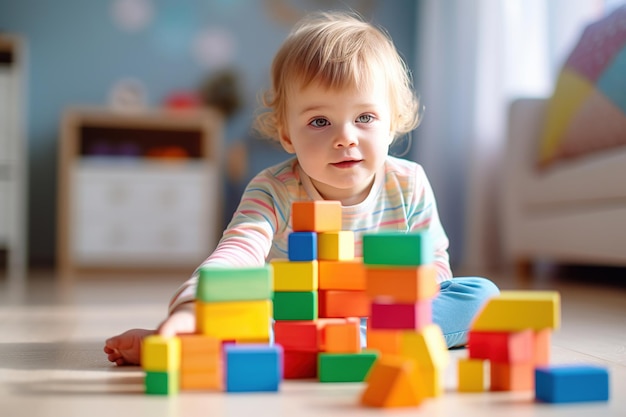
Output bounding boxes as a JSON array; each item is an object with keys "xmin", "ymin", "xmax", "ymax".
[{"xmin": 360, "ymin": 277, "xmax": 500, "ymax": 348}]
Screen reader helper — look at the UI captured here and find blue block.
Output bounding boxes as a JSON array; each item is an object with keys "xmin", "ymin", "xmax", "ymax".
[
  {"xmin": 225, "ymin": 344, "xmax": 283, "ymax": 392},
  {"xmin": 535, "ymin": 365, "xmax": 609, "ymax": 403},
  {"xmin": 288, "ymin": 232, "xmax": 317, "ymax": 261}
]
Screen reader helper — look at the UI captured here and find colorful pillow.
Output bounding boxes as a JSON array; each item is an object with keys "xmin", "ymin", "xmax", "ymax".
[{"xmin": 538, "ymin": 6, "xmax": 626, "ymax": 168}]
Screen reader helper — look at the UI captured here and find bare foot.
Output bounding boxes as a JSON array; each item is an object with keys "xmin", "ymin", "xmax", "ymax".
[{"xmin": 104, "ymin": 328, "xmax": 154, "ymax": 366}]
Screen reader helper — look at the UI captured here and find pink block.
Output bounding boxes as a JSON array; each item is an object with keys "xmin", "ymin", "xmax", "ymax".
[{"xmin": 369, "ymin": 300, "xmax": 432, "ymax": 330}]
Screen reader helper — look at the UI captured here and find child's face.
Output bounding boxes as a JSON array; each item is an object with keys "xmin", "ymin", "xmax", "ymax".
[{"xmin": 279, "ymin": 79, "xmax": 393, "ymax": 205}]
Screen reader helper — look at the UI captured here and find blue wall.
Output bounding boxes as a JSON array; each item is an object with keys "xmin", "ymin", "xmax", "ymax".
[{"xmin": 0, "ymin": 0, "xmax": 417, "ymax": 265}]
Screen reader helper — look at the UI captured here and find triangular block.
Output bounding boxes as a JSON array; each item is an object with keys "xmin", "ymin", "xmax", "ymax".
[{"xmin": 360, "ymin": 357, "xmax": 423, "ymax": 408}]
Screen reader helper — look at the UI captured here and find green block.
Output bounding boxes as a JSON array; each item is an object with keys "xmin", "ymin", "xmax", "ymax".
[
  {"xmin": 197, "ymin": 265, "xmax": 273, "ymax": 302},
  {"xmin": 318, "ymin": 351, "xmax": 379, "ymax": 382},
  {"xmin": 273, "ymin": 291, "xmax": 318, "ymax": 320},
  {"xmin": 145, "ymin": 371, "xmax": 179, "ymax": 395},
  {"xmin": 362, "ymin": 231, "xmax": 433, "ymax": 266}
]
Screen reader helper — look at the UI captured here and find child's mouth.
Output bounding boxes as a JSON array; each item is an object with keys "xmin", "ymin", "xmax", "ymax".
[{"xmin": 332, "ymin": 160, "xmax": 362, "ymax": 168}]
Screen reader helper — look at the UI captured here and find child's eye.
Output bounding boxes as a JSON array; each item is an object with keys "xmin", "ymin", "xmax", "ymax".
[
  {"xmin": 309, "ymin": 118, "xmax": 330, "ymax": 128},
  {"xmin": 356, "ymin": 114, "xmax": 374, "ymax": 123}
]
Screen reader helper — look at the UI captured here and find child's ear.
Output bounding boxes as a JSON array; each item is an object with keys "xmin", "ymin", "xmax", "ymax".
[{"xmin": 279, "ymin": 129, "xmax": 296, "ymax": 154}]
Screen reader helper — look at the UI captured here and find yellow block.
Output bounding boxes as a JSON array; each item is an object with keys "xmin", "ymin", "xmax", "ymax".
[
  {"xmin": 141, "ymin": 335, "xmax": 181, "ymax": 372},
  {"xmin": 196, "ymin": 300, "xmax": 271, "ymax": 340},
  {"xmin": 471, "ymin": 291, "xmax": 561, "ymax": 331},
  {"xmin": 292, "ymin": 200, "xmax": 342, "ymax": 232},
  {"xmin": 458, "ymin": 358, "xmax": 486, "ymax": 392},
  {"xmin": 400, "ymin": 325, "xmax": 450, "ymax": 371},
  {"xmin": 318, "ymin": 231, "xmax": 354, "ymax": 261},
  {"xmin": 271, "ymin": 259, "xmax": 318, "ymax": 291}
]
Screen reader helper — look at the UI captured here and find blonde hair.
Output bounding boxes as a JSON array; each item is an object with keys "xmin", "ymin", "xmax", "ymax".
[{"xmin": 254, "ymin": 11, "xmax": 422, "ymax": 142}]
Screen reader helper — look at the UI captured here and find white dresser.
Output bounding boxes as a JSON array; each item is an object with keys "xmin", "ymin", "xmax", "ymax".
[{"xmin": 57, "ymin": 107, "xmax": 223, "ymax": 277}]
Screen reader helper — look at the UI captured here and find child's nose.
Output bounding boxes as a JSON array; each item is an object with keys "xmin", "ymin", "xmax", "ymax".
[{"xmin": 333, "ymin": 125, "xmax": 359, "ymax": 148}]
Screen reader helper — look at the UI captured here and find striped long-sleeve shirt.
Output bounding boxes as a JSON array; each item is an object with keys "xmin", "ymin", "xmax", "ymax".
[{"xmin": 169, "ymin": 155, "xmax": 451, "ymax": 312}]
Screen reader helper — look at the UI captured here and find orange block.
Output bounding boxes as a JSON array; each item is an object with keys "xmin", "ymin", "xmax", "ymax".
[
  {"xmin": 490, "ymin": 362, "xmax": 534, "ymax": 392},
  {"xmin": 318, "ymin": 290, "xmax": 369, "ymax": 318},
  {"xmin": 533, "ymin": 328, "xmax": 552, "ymax": 366},
  {"xmin": 323, "ymin": 320, "xmax": 361, "ymax": 353},
  {"xmin": 179, "ymin": 334, "xmax": 222, "ymax": 372},
  {"xmin": 180, "ymin": 370, "xmax": 223, "ymax": 391},
  {"xmin": 366, "ymin": 327, "xmax": 402, "ymax": 355},
  {"xmin": 319, "ymin": 259, "xmax": 366, "ymax": 290},
  {"xmin": 292, "ymin": 201, "xmax": 342, "ymax": 232},
  {"xmin": 366, "ymin": 265, "xmax": 439, "ymax": 302},
  {"xmin": 360, "ymin": 357, "xmax": 422, "ymax": 408}
]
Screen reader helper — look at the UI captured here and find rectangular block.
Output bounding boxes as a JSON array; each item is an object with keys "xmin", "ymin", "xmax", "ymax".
[
  {"xmin": 362, "ymin": 232, "xmax": 433, "ymax": 266},
  {"xmin": 145, "ymin": 370, "xmax": 179, "ymax": 395},
  {"xmin": 323, "ymin": 320, "xmax": 361, "ymax": 353},
  {"xmin": 471, "ymin": 291, "xmax": 561, "ymax": 331},
  {"xmin": 288, "ymin": 232, "xmax": 317, "ymax": 261},
  {"xmin": 319, "ymin": 259, "xmax": 366, "ymax": 290},
  {"xmin": 370, "ymin": 300, "xmax": 432, "ymax": 330},
  {"xmin": 535, "ymin": 365, "xmax": 609, "ymax": 403},
  {"xmin": 366, "ymin": 265, "xmax": 439, "ymax": 302},
  {"xmin": 457, "ymin": 358, "xmax": 486, "ymax": 392},
  {"xmin": 180, "ymin": 369, "xmax": 223, "ymax": 391},
  {"xmin": 318, "ymin": 290, "xmax": 369, "ymax": 318},
  {"xmin": 274, "ymin": 320, "xmax": 319, "ymax": 352},
  {"xmin": 468, "ymin": 329, "xmax": 534, "ymax": 364},
  {"xmin": 273, "ymin": 291, "xmax": 318, "ymax": 320},
  {"xmin": 141, "ymin": 335, "xmax": 181, "ymax": 372},
  {"xmin": 271, "ymin": 259, "xmax": 318, "ymax": 291},
  {"xmin": 283, "ymin": 350, "xmax": 318, "ymax": 379},
  {"xmin": 292, "ymin": 200, "xmax": 342, "ymax": 232},
  {"xmin": 318, "ymin": 231, "xmax": 354, "ymax": 261},
  {"xmin": 318, "ymin": 351, "xmax": 379, "ymax": 382},
  {"xmin": 179, "ymin": 334, "xmax": 222, "ymax": 372},
  {"xmin": 196, "ymin": 300, "xmax": 271, "ymax": 340},
  {"xmin": 197, "ymin": 266, "xmax": 272, "ymax": 302},
  {"xmin": 225, "ymin": 344, "xmax": 283, "ymax": 392},
  {"xmin": 366, "ymin": 327, "xmax": 402, "ymax": 355}
]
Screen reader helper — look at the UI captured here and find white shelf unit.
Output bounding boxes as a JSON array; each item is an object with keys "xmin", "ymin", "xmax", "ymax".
[
  {"xmin": 0, "ymin": 35, "xmax": 27, "ymax": 282},
  {"xmin": 57, "ymin": 107, "xmax": 223, "ymax": 278}
]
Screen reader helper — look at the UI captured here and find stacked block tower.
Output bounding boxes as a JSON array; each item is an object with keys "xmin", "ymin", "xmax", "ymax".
[
  {"xmin": 141, "ymin": 265, "xmax": 282, "ymax": 394},
  {"xmin": 458, "ymin": 291, "xmax": 609, "ymax": 403},
  {"xmin": 360, "ymin": 231, "xmax": 450, "ymax": 408},
  {"xmin": 272, "ymin": 201, "xmax": 378, "ymax": 382}
]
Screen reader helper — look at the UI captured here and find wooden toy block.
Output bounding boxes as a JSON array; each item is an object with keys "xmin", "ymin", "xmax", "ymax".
[
  {"xmin": 366, "ymin": 265, "xmax": 439, "ymax": 302},
  {"xmin": 225, "ymin": 344, "xmax": 283, "ymax": 392},
  {"xmin": 366, "ymin": 327, "xmax": 402, "ymax": 355},
  {"xmin": 196, "ymin": 300, "xmax": 271, "ymax": 340},
  {"xmin": 400, "ymin": 324, "xmax": 450, "ymax": 371},
  {"xmin": 273, "ymin": 291, "xmax": 318, "ymax": 320},
  {"xmin": 468, "ymin": 329, "xmax": 534, "ymax": 364},
  {"xmin": 145, "ymin": 370, "xmax": 179, "ymax": 395},
  {"xmin": 457, "ymin": 358, "xmax": 486, "ymax": 392},
  {"xmin": 370, "ymin": 300, "xmax": 432, "ymax": 330},
  {"xmin": 271, "ymin": 259, "xmax": 318, "ymax": 291},
  {"xmin": 292, "ymin": 200, "xmax": 342, "ymax": 232},
  {"xmin": 471, "ymin": 291, "xmax": 561, "ymax": 331},
  {"xmin": 319, "ymin": 259, "xmax": 366, "ymax": 290},
  {"xmin": 283, "ymin": 350, "xmax": 318, "ymax": 379},
  {"xmin": 535, "ymin": 365, "xmax": 609, "ymax": 403},
  {"xmin": 274, "ymin": 320, "xmax": 320, "ymax": 352},
  {"xmin": 179, "ymin": 334, "xmax": 222, "ymax": 372},
  {"xmin": 180, "ymin": 368, "xmax": 223, "ymax": 391},
  {"xmin": 288, "ymin": 232, "xmax": 317, "ymax": 261},
  {"xmin": 197, "ymin": 265, "xmax": 272, "ymax": 302},
  {"xmin": 322, "ymin": 320, "xmax": 361, "ymax": 353},
  {"xmin": 360, "ymin": 356, "xmax": 422, "ymax": 408},
  {"xmin": 317, "ymin": 318, "xmax": 360, "ymax": 351},
  {"xmin": 490, "ymin": 361, "xmax": 534, "ymax": 392},
  {"xmin": 318, "ymin": 231, "xmax": 354, "ymax": 261},
  {"xmin": 318, "ymin": 350, "xmax": 379, "ymax": 382},
  {"xmin": 318, "ymin": 290, "xmax": 369, "ymax": 318},
  {"xmin": 362, "ymin": 231, "xmax": 433, "ymax": 267},
  {"xmin": 141, "ymin": 335, "xmax": 181, "ymax": 372},
  {"xmin": 534, "ymin": 328, "xmax": 552, "ymax": 366}
]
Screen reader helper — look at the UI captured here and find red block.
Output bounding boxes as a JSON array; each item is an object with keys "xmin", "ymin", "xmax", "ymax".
[
  {"xmin": 274, "ymin": 321, "xmax": 319, "ymax": 352},
  {"xmin": 283, "ymin": 350, "xmax": 318, "ymax": 379},
  {"xmin": 369, "ymin": 300, "xmax": 432, "ymax": 330},
  {"xmin": 468, "ymin": 329, "xmax": 534, "ymax": 364}
]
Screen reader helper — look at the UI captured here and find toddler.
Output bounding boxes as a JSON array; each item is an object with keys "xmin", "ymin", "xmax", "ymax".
[{"xmin": 105, "ymin": 11, "xmax": 499, "ymax": 366}]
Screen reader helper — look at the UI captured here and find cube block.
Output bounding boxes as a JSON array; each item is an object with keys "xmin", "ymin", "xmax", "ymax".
[
  {"xmin": 292, "ymin": 201, "xmax": 342, "ymax": 232},
  {"xmin": 225, "ymin": 344, "xmax": 283, "ymax": 392},
  {"xmin": 318, "ymin": 231, "xmax": 354, "ymax": 261},
  {"xmin": 141, "ymin": 335, "xmax": 181, "ymax": 372},
  {"xmin": 288, "ymin": 232, "xmax": 317, "ymax": 261}
]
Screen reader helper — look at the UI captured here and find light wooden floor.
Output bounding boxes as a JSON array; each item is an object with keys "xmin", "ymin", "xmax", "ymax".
[{"xmin": 0, "ymin": 266, "xmax": 624, "ymax": 417}]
